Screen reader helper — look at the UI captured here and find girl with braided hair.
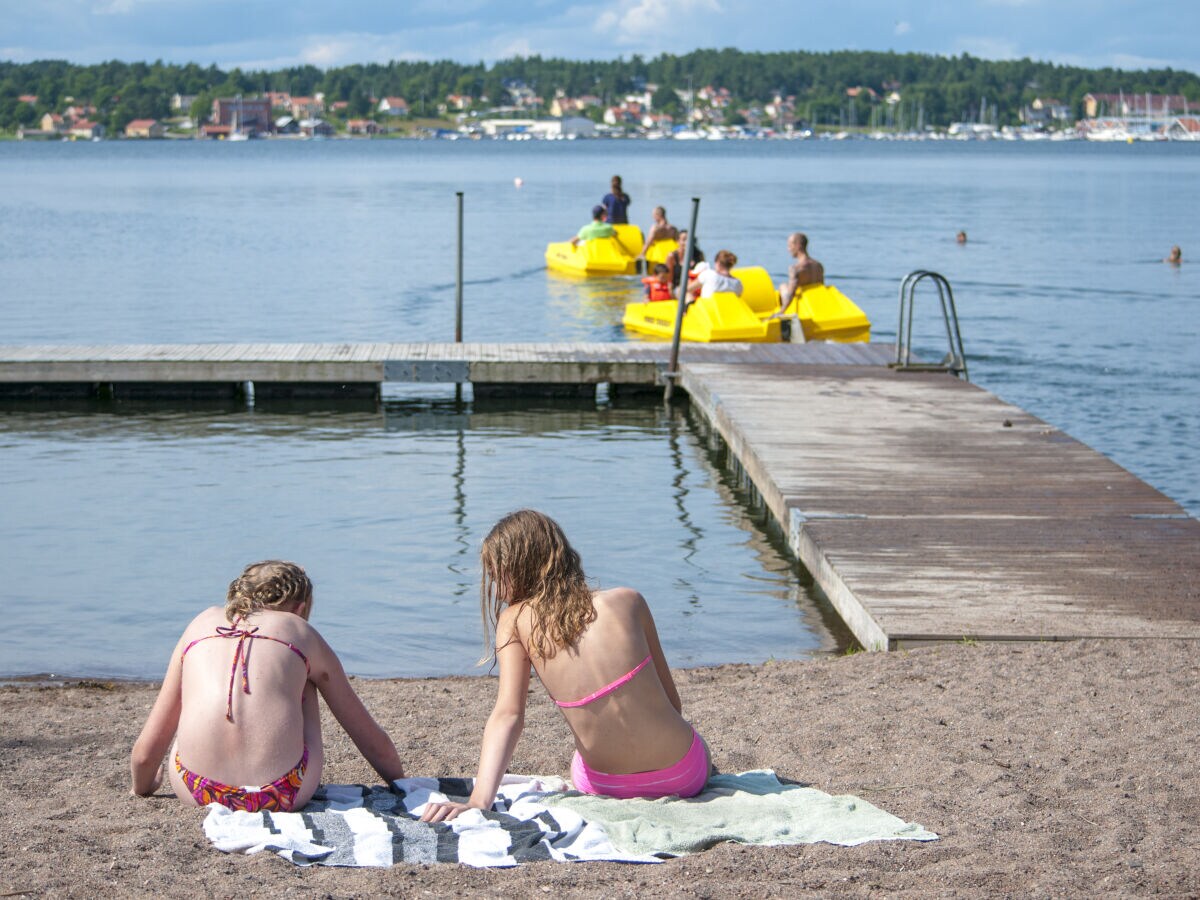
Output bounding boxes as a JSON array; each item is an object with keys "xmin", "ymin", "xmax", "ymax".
[
  {"xmin": 421, "ymin": 510, "xmax": 709, "ymax": 823},
  {"xmin": 131, "ymin": 560, "xmax": 404, "ymax": 812}
]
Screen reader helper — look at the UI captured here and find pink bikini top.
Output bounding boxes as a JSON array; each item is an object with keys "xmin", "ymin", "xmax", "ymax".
[
  {"xmin": 553, "ymin": 655, "xmax": 652, "ymax": 708},
  {"xmin": 181, "ymin": 618, "xmax": 310, "ymax": 722}
]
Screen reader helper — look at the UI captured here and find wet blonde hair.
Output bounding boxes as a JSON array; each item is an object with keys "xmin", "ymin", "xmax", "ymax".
[
  {"xmin": 479, "ymin": 510, "xmax": 595, "ymax": 663},
  {"xmin": 225, "ymin": 560, "xmax": 313, "ymax": 623}
]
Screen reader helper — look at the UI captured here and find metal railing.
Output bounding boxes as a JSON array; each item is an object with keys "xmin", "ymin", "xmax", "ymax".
[{"xmin": 892, "ymin": 270, "xmax": 968, "ymax": 380}]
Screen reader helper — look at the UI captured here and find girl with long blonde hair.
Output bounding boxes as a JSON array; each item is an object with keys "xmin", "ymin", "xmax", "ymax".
[{"xmin": 421, "ymin": 510, "xmax": 709, "ymax": 822}]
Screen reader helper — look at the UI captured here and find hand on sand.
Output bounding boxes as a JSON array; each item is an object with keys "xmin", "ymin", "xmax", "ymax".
[{"xmin": 131, "ymin": 764, "xmax": 164, "ymax": 798}]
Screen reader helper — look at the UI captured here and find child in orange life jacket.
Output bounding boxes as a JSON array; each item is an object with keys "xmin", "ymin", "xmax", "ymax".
[{"xmin": 642, "ymin": 263, "xmax": 672, "ymax": 301}]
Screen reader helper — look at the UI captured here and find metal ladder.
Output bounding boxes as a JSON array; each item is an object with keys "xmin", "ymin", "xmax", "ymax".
[{"xmin": 892, "ymin": 270, "xmax": 969, "ymax": 381}]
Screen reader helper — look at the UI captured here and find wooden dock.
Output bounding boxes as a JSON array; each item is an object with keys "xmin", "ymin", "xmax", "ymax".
[
  {"xmin": 680, "ymin": 362, "xmax": 1200, "ymax": 648},
  {"xmin": 3, "ymin": 340, "xmax": 1197, "ymax": 648},
  {"xmin": 0, "ymin": 341, "xmax": 893, "ymax": 391}
]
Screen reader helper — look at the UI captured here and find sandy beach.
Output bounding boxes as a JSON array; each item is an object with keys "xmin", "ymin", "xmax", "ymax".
[{"xmin": 2, "ymin": 638, "xmax": 1197, "ymax": 897}]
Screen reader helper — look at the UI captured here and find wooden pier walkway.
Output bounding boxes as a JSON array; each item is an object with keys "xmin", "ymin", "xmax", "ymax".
[
  {"xmin": 680, "ymin": 362, "xmax": 1200, "ymax": 648},
  {"xmin": 0, "ymin": 341, "xmax": 893, "ymax": 391},
  {"xmin": 3, "ymin": 340, "xmax": 1197, "ymax": 648}
]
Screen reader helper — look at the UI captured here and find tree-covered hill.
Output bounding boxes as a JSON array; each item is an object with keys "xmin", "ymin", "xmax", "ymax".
[{"xmin": 2, "ymin": 48, "xmax": 1198, "ymax": 133}]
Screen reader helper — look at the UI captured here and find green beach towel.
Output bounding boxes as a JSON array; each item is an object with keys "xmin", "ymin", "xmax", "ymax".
[{"xmin": 543, "ymin": 770, "xmax": 937, "ymax": 857}]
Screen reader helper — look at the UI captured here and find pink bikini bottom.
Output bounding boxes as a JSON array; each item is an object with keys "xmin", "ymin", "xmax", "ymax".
[{"xmin": 570, "ymin": 729, "xmax": 710, "ymax": 800}]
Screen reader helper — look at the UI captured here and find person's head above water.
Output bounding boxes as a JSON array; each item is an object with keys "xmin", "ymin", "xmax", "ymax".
[
  {"xmin": 956, "ymin": 230, "xmax": 968, "ymax": 244},
  {"xmin": 225, "ymin": 560, "xmax": 313, "ymax": 622},
  {"xmin": 1166, "ymin": 245, "xmax": 1182, "ymax": 264},
  {"xmin": 479, "ymin": 509, "xmax": 595, "ymax": 661}
]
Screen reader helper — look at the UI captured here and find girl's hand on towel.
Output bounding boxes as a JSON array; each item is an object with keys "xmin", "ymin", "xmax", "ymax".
[{"xmin": 420, "ymin": 800, "xmax": 474, "ymax": 823}]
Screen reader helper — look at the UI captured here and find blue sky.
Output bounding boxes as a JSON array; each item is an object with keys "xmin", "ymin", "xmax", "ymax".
[{"xmin": 2, "ymin": 0, "xmax": 1197, "ymax": 75}]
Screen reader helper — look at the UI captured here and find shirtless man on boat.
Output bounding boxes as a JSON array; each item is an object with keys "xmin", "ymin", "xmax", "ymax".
[
  {"xmin": 777, "ymin": 232, "xmax": 824, "ymax": 308},
  {"xmin": 639, "ymin": 206, "xmax": 679, "ymax": 258}
]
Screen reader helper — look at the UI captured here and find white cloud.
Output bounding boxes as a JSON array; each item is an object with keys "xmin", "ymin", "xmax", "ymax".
[
  {"xmin": 91, "ymin": 0, "xmax": 170, "ymax": 15},
  {"xmin": 952, "ymin": 35, "xmax": 1020, "ymax": 59},
  {"xmin": 595, "ymin": 0, "xmax": 723, "ymax": 46},
  {"xmin": 492, "ymin": 36, "xmax": 535, "ymax": 59},
  {"xmin": 301, "ymin": 39, "xmax": 360, "ymax": 67},
  {"xmin": 894, "ymin": 20, "xmax": 911, "ymax": 36}
]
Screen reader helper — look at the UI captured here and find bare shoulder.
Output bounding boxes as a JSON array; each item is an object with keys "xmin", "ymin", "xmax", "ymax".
[
  {"xmin": 182, "ymin": 606, "xmax": 227, "ymax": 636},
  {"xmin": 592, "ymin": 586, "xmax": 647, "ymax": 616},
  {"xmin": 497, "ymin": 602, "xmax": 523, "ymax": 632}
]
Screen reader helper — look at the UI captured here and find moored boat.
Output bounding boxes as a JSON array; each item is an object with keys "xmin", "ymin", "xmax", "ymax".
[
  {"xmin": 545, "ymin": 224, "xmax": 658, "ymax": 276},
  {"xmin": 622, "ymin": 265, "xmax": 871, "ymax": 343}
]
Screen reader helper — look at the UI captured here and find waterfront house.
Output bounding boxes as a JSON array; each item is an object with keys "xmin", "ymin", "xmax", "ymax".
[
  {"xmin": 198, "ymin": 123, "xmax": 231, "ymax": 139},
  {"xmin": 124, "ymin": 119, "xmax": 165, "ymax": 138},
  {"xmin": 379, "ymin": 97, "xmax": 409, "ymax": 116},
  {"xmin": 1084, "ymin": 93, "xmax": 1190, "ymax": 117},
  {"xmin": 478, "ymin": 118, "xmax": 535, "ymax": 136},
  {"xmin": 265, "ymin": 91, "xmax": 293, "ymax": 110},
  {"xmin": 68, "ymin": 120, "xmax": 104, "ymax": 139},
  {"xmin": 1167, "ymin": 117, "xmax": 1200, "ymax": 141},
  {"xmin": 528, "ymin": 117, "xmax": 597, "ymax": 138},
  {"xmin": 289, "ymin": 96, "xmax": 324, "ymax": 119},
  {"xmin": 274, "ymin": 116, "xmax": 299, "ymax": 135},
  {"xmin": 213, "ymin": 97, "xmax": 272, "ymax": 134},
  {"xmin": 299, "ymin": 118, "xmax": 334, "ymax": 137},
  {"xmin": 1021, "ymin": 97, "xmax": 1073, "ymax": 127},
  {"xmin": 346, "ymin": 118, "xmax": 379, "ymax": 136},
  {"xmin": 40, "ymin": 113, "xmax": 66, "ymax": 133}
]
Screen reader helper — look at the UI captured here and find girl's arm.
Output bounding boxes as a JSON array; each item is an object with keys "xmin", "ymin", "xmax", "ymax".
[
  {"xmin": 308, "ymin": 631, "xmax": 406, "ymax": 784},
  {"xmin": 130, "ymin": 636, "xmax": 186, "ymax": 796},
  {"xmin": 421, "ymin": 610, "xmax": 531, "ymax": 822},
  {"xmin": 638, "ymin": 591, "xmax": 683, "ymax": 714}
]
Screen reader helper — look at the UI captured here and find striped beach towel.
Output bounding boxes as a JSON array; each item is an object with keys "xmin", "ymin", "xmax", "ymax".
[
  {"xmin": 202, "ymin": 771, "xmax": 937, "ymax": 867},
  {"xmin": 202, "ymin": 774, "xmax": 661, "ymax": 867}
]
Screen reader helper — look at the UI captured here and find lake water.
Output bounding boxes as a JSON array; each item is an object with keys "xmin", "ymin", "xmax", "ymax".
[{"xmin": 1, "ymin": 139, "xmax": 1196, "ymax": 679}]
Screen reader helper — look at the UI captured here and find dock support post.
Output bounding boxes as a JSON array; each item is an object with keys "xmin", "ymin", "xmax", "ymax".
[
  {"xmin": 455, "ymin": 191, "xmax": 464, "ymax": 404},
  {"xmin": 664, "ymin": 196, "xmax": 700, "ymax": 403}
]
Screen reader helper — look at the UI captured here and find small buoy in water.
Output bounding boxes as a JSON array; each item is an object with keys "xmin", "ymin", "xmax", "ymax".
[{"xmin": 514, "ymin": 177, "xmax": 524, "ymax": 188}]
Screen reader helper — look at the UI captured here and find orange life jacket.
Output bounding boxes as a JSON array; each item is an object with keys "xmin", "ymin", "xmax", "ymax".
[{"xmin": 642, "ymin": 277, "xmax": 673, "ymax": 301}]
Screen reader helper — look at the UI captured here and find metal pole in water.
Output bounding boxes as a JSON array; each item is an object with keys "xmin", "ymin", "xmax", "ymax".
[
  {"xmin": 455, "ymin": 192, "xmax": 464, "ymax": 343},
  {"xmin": 664, "ymin": 196, "xmax": 700, "ymax": 403},
  {"xmin": 455, "ymin": 191, "xmax": 464, "ymax": 404}
]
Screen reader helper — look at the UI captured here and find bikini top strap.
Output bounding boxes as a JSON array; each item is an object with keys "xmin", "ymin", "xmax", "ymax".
[
  {"xmin": 554, "ymin": 654, "xmax": 653, "ymax": 709},
  {"xmin": 182, "ymin": 616, "xmax": 311, "ymax": 722}
]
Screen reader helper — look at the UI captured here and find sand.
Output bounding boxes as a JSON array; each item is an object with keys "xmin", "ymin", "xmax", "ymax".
[{"xmin": 2, "ymin": 639, "xmax": 1197, "ymax": 897}]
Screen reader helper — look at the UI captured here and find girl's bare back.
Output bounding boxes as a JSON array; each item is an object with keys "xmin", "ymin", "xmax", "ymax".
[
  {"xmin": 521, "ymin": 587, "xmax": 695, "ymax": 774},
  {"xmin": 168, "ymin": 606, "xmax": 323, "ymax": 807}
]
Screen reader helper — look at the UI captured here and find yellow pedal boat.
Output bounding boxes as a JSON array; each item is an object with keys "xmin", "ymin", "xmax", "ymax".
[
  {"xmin": 545, "ymin": 225, "xmax": 679, "ymax": 277},
  {"xmin": 622, "ymin": 266, "xmax": 871, "ymax": 344}
]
